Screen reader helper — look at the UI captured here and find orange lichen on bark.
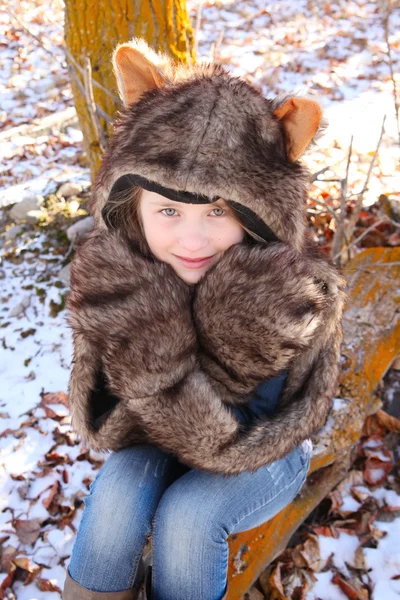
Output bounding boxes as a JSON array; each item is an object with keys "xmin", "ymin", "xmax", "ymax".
[
  {"xmin": 64, "ymin": 0, "xmax": 195, "ymax": 177},
  {"xmin": 225, "ymin": 247, "xmax": 400, "ymax": 599}
]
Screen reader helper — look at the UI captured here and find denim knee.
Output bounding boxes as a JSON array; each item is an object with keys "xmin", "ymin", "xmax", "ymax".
[{"xmin": 68, "ymin": 445, "xmax": 174, "ymax": 592}]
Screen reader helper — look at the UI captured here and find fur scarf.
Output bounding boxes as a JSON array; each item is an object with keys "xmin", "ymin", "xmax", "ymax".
[{"xmin": 68, "ymin": 230, "xmax": 346, "ymax": 475}]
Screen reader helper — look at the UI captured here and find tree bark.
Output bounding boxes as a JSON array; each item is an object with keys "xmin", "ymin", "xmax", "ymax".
[{"xmin": 64, "ymin": 0, "xmax": 195, "ymax": 177}]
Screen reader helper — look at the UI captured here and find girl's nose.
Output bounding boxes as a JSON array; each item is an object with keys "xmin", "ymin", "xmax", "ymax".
[{"xmin": 178, "ymin": 232, "xmax": 209, "ymax": 253}]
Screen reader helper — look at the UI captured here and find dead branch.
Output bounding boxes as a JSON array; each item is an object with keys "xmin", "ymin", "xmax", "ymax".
[
  {"xmin": 0, "ymin": 108, "xmax": 78, "ymax": 142},
  {"xmin": 64, "ymin": 48, "xmax": 120, "ymax": 105},
  {"xmin": 333, "ymin": 218, "xmax": 387, "ymax": 261},
  {"xmin": 310, "ymin": 166, "xmax": 331, "ymax": 182},
  {"xmin": 383, "ymin": 0, "xmax": 400, "ymax": 148},
  {"xmin": 308, "ymin": 199, "xmax": 338, "ymax": 221},
  {"xmin": 68, "ymin": 67, "xmax": 113, "ymax": 124},
  {"xmin": 193, "ymin": 0, "xmax": 203, "ymax": 59},
  {"xmin": 343, "ymin": 116, "xmax": 386, "ymax": 243},
  {"xmin": 331, "ymin": 136, "xmax": 353, "ymax": 260},
  {"xmin": 83, "ymin": 57, "xmax": 107, "ymax": 153}
]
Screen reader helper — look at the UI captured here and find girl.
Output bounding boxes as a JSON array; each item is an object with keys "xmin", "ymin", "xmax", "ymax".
[{"xmin": 63, "ymin": 39, "xmax": 345, "ymax": 600}]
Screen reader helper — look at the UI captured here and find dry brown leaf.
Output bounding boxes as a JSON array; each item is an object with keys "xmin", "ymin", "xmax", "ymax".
[
  {"xmin": 312, "ymin": 525, "xmax": 338, "ymax": 537},
  {"xmin": 41, "ymin": 391, "xmax": 69, "ymax": 407},
  {"xmin": 36, "ymin": 578, "xmax": 62, "ymax": 593},
  {"xmin": 369, "ymin": 525, "xmax": 387, "ymax": 541},
  {"xmin": 375, "ymin": 409, "xmax": 400, "ymax": 432},
  {"xmin": 0, "ymin": 565, "xmax": 16, "ymax": 599},
  {"xmin": 42, "ymin": 480, "xmax": 61, "ymax": 511},
  {"xmin": 351, "ymin": 488, "xmax": 370, "ymax": 503},
  {"xmin": 331, "ymin": 573, "xmax": 368, "ymax": 600},
  {"xmin": 327, "ymin": 489, "xmax": 343, "ymax": 514},
  {"xmin": 12, "ymin": 557, "xmax": 40, "ymax": 584},
  {"xmin": 292, "ymin": 545, "xmax": 308, "ymax": 568},
  {"xmin": 0, "ymin": 546, "xmax": 18, "ymax": 571},
  {"xmin": 354, "ymin": 545, "xmax": 367, "ymax": 570},
  {"xmin": 9, "ymin": 473, "xmax": 26, "ymax": 481},
  {"xmin": 13, "ymin": 518, "xmax": 42, "ymax": 545},
  {"xmin": 364, "ymin": 457, "xmax": 392, "ymax": 486},
  {"xmin": 362, "ymin": 414, "xmax": 386, "ymax": 437},
  {"xmin": 259, "ymin": 563, "xmax": 289, "ymax": 600},
  {"xmin": 298, "ymin": 535, "xmax": 323, "ymax": 572}
]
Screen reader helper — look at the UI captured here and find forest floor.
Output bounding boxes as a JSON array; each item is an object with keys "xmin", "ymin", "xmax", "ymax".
[{"xmin": 0, "ymin": 0, "xmax": 399, "ymax": 599}]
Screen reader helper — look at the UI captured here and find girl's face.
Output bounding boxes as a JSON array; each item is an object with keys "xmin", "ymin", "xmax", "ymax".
[{"xmin": 138, "ymin": 189, "xmax": 245, "ymax": 284}]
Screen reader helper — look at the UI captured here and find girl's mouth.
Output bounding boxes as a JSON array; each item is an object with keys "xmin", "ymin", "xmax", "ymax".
[{"xmin": 173, "ymin": 254, "xmax": 215, "ymax": 269}]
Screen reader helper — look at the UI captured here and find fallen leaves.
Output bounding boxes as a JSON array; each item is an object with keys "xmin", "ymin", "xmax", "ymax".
[
  {"xmin": 12, "ymin": 518, "xmax": 43, "ymax": 546},
  {"xmin": 257, "ymin": 414, "xmax": 399, "ymax": 599}
]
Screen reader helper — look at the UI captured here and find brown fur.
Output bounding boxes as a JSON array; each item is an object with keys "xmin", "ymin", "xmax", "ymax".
[
  {"xmin": 68, "ymin": 230, "xmax": 346, "ymax": 474},
  {"xmin": 67, "ymin": 38, "xmax": 347, "ymax": 474}
]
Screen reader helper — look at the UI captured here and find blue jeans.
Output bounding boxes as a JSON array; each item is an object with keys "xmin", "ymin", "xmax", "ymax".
[{"xmin": 68, "ymin": 443, "xmax": 311, "ymax": 600}]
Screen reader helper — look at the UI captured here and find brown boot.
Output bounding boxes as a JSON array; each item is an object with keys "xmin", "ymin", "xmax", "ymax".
[{"xmin": 63, "ymin": 572, "xmax": 141, "ymax": 600}]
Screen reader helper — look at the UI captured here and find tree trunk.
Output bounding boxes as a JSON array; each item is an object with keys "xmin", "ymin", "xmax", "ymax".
[{"xmin": 64, "ymin": 0, "xmax": 195, "ymax": 177}]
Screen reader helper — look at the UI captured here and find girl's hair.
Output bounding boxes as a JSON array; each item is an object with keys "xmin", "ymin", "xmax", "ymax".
[{"xmin": 104, "ymin": 187, "xmax": 266, "ymax": 251}]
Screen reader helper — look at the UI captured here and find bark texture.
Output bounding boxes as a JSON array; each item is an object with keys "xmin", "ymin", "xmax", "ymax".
[{"xmin": 64, "ymin": 0, "xmax": 194, "ymax": 176}]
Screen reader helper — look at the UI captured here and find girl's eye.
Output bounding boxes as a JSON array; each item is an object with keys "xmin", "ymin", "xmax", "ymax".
[
  {"xmin": 161, "ymin": 208, "xmax": 178, "ymax": 216},
  {"xmin": 211, "ymin": 208, "xmax": 225, "ymax": 216}
]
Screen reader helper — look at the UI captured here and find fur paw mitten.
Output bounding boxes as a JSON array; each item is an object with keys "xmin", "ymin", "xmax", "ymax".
[
  {"xmin": 67, "ymin": 230, "xmax": 198, "ymax": 450},
  {"xmin": 193, "ymin": 242, "xmax": 345, "ymax": 396}
]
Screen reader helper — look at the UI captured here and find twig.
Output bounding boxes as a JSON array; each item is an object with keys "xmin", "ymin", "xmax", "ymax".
[
  {"xmin": 213, "ymin": 29, "xmax": 225, "ymax": 61},
  {"xmin": 209, "ymin": 30, "xmax": 225, "ymax": 62},
  {"xmin": 65, "ymin": 48, "xmax": 121, "ymax": 104},
  {"xmin": 343, "ymin": 116, "xmax": 386, "ymax": 243},
  {"xmin": 68, "ymin": 67, "xmax": 113, "ymax": 124},
  {"xmin": 331, "ymin": 135, "xmax": 353, "ymax": 260},
  {"xmin": 83, "ymin": 57, "xmax": 107, "ymax": 152},
  {"xmin": 380, "ymin": 214, "xmax": 400, "ymax": 228},
  {"xmin": 310, "ymin": 166, "xmax": 331, "ymax": 182},
  {"xmin": 333, "ymin": 218, "xmax": 387, "ymax": 261},
  {"xmin": 308, "ymin": 199, "xmax": 338, "ymax": 221},
  {"xmin": 315, "ymin": 178, "xmax": 342, "ymax": 183},
  {"xmin": 193, "ymin": 0, "xmax": 203, "ymax": 58},
  {"xmin": 383, "ymin": 0, "xmax": 400, "ymax": 148},
  {"xmin": 333, "ymin": 210, "xmax": 400, "ymax": 263}
]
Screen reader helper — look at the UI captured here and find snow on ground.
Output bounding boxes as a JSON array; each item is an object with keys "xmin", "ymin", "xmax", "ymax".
[{"xmin": 0, "ymin": 0, "xmax": 399, "ymax": 597}]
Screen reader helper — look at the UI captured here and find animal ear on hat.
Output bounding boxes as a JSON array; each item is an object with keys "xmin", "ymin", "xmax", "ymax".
[
  {"xmin": 113, "ymin": 39, "xmax": 165, "ymax": 106},
  {"xmin": 273, "ymin": 98, "xmax": 322, "ymax": 162}
]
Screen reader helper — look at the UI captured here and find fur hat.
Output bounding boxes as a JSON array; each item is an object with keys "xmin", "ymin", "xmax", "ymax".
[{"xmin": 90, "ymin": 39, "xmax": 323, "ymax": 251}]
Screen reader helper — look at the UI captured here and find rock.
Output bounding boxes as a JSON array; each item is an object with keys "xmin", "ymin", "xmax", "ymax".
[
  {"xmin": 5, "ymin": 224, "xmax": 23, "ymax": 241},
  {"xmin": 9, "ymin": 194, "xmax": 44, "ymax": 223},
  {"xmin": 66, "ymin": 216, "xmax": 94, "ymax": 244},
  {"xmin": 9, "ymin": 295, "xmax": 31, "ymax": 317},
  {"xmin": 58, "ymin": 264, "xmax": 71, "ymax": 287},
  {"xmin": 25, "ymin": 209, "xmax": 46, "ymax": 224},
  {"xmin": 57, "ymin": 182, "xmax": 82, "ymax": 199}
]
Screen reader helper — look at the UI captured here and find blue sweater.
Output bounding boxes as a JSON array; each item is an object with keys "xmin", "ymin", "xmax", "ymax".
[{"xmin": 229, "ymin": 370, "xmax": 288, "ymax": 425}]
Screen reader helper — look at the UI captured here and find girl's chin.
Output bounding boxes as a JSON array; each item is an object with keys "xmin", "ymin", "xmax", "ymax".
[{"xmin": 175, "ymin": 269, "xmax": 206, "ymax": 285}]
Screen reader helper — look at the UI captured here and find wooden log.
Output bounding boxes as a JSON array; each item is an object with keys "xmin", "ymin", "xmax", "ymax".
[{"xmin": 225, "ymin": 246, "xmax": 400, "ymax": 599}]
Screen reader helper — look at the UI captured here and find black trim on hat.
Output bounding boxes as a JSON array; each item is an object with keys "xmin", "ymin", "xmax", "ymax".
[
  {"xmin": 227, "ymin": 201, "xmax": 280, "ymax": 244},
  {"xmin": 104, "ymin": 174, "xmax": 280, "ymax": 244},
  {"xmin": 109, "ymin": 174, "xmax": 219, "ymax": 205}
]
